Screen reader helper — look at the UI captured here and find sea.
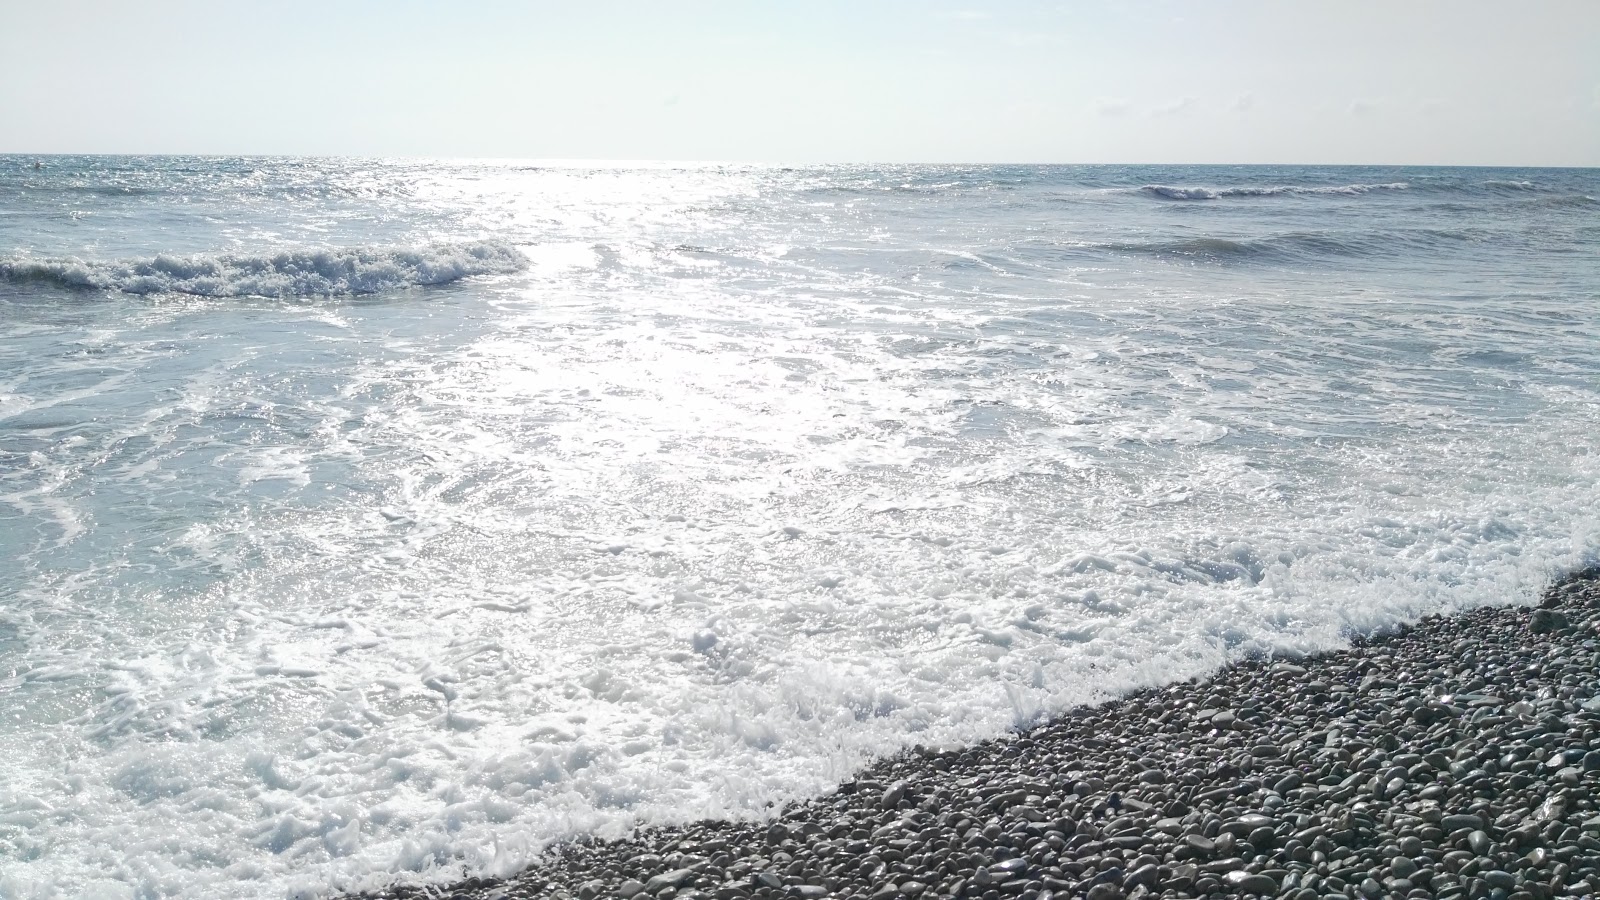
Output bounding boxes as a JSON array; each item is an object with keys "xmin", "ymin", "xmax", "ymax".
[{"xmin": 1, "ymin": 158, "xmax": 1597, "ymax": 899}]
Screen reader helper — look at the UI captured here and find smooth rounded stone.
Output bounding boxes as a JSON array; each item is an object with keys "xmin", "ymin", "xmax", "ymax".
[
  {"xmin": 1224, "ymin": 871, "xmax": 1280, "ymax": 896},
  {"xmin": 1443, "ymin": 815, "xmax": 1486, "ymax": 833},
  {"xmin": 1482, "ymin": 871, "xmax": 1517, "ymax": 891},
  {"xmin": 1083, "ymin": 885, "xmax": 1123, "ymax": 900},
  {"xmin": 620, "ymin": 881, "xmax": 648, "ymax": 899},
  {"xmin": 1468, "ymin": 831, "xmax": 1493, "ymax": 855},
  {"xmin": 1530, "ymin": 610, "xmax": 1569, "ymax": 634},
  {"xmin": 1392, "ymin": 858, "xmax": 1420, "ymax": 879},
  {"xmin": 881, "ymin": 781, "xmax": 909, "ymax": 810},
  {"xmin": 1230, "ymin": 814, "xmax": 1276, "ymax": 833},
  {"xmin": 1543, "ymin": 749, "xmax": 1580, "ymax": 769},
  {"xmin": 1182, "ymin": 834, "xmax": 1215, "ymax": 855},
  {"xmin": 990, "ymin": 859, "xmax": 1028, "ymax": 877},
  {"xmin": 1122, "ymin": 864, "xmax": 1159, "ymax": 890},
  {"xmin": 645, "ymin": 870, "xmax": 698, "ymax": 894}
]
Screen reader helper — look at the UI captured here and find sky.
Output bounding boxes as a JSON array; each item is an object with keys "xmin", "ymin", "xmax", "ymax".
[{"xmin": 2, "ymin": 0, "xmax": 1596, "ymax": 165}]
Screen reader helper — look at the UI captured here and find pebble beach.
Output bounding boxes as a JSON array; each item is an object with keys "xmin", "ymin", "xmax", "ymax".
[{"xmin": 369, "ymin": 570, "xmax": 1600, "ymax": 900}]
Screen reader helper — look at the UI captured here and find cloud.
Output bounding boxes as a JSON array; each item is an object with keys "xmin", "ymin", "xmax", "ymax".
[
  {"xmin": 1231, "ymin": 93, "xmax": 1255, "ymax": 113},
  {"xmin": 1152, "ymin": 97, "xmax": 1198, "ymax": 117},
  {"xmin": 1094, "ymin": 98, "xmax": 1132, "ymax": 117},
  {"xmin": 1348, "ymin": 99, "xmax": 1378, "ymax": 116}
]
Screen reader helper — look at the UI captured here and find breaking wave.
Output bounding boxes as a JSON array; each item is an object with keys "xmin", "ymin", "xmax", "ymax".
[
  {"xmin": 1481, "ymin": 179, "xmax": 1539, "ymax": 192},
  {"xmin": 0, "ymin": 240, "xmax": 526, "ymax": 298},
  {"xmin": 1140, "ymin": 182, "xmax": 1410, "ymax": 200}
]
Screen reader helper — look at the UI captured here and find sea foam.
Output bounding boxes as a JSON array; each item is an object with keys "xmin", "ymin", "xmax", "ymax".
[
  {"xmin": 0, "ymin": 240, "xmax": 526, "ymax": 298},
  {"xmin": 1139, "ymin": 182, "xmax": 1409, "ymax": 200}
]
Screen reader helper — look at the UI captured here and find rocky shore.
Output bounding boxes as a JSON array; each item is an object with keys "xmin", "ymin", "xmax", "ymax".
[{"xmin": 365, "ymin": 570, "xmax": 1600, "ymax": 900}]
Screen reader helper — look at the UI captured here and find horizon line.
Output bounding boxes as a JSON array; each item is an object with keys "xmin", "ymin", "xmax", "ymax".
[{"xmin": 3, "ymin": 153, "xmax": 1597, "ymax": 170}]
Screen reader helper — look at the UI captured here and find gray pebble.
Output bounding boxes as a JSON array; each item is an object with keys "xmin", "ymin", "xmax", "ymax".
[{"xmin": 1225, "ymin": 871, "xmax": 1279, "ymax": 895}]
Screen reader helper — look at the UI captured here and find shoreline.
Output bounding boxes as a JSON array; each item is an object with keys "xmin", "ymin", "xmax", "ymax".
[{"xmin": 361, "ymin": 570, "xmax": 1600, "ymax": 900}]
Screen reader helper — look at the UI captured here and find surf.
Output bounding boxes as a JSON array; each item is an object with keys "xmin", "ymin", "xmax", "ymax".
[{"xmin": 0, "ymin": 241, "xmax": 526, "ymax": 298}]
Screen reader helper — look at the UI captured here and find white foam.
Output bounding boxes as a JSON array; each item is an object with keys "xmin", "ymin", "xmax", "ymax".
[
  {"xmin": 1141, "ymin": 182, "xmax": 1409, "ymax": 200},
  {"xmin": 0, "ymin": 241, "xmax": 526, "ymax": 298}
]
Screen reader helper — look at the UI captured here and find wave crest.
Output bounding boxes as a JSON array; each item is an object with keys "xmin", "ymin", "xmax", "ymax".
[
  {"xmin": 1140, "ymin": 183, "xmax": 1409, "ymax": 201},
  {"xmin": 0, "ymin": 241, "xmax": 526, "ymax": 298}
]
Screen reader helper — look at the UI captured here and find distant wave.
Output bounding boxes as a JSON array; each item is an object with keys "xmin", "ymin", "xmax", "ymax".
[
  {"xmin": 1140, "ymin": 183, "xmax": 1409, "ymax": 201},
  {"xmin": 1540, "ymin": 194, "xmax": 1599, "ymax": 208},
  {"xmin": 1480, "ymin": 179, "xmax": 1539, "ymax": 192},
  {"xmin": 1093, "ymin": 228, "xmax": 1482, "ymax": 263},
  {"xmin": 0, "ymin": 241, "xmax": 526, "ymax": 298}
]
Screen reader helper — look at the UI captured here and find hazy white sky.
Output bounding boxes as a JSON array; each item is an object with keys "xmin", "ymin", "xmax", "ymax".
[{"xmin": 3, "ymin": 0, "xmax": 1596, "ymax": 165}]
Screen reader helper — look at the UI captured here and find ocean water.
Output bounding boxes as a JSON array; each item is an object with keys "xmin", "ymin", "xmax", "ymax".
[{"xmin": 1, "ymin": 157, "xmax": 1597, "ymax": 898}]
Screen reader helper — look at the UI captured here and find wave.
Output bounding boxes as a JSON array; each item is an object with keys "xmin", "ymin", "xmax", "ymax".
[
  {"xmin": 1092, "ymin": 227, "xmax": 1483, "ymax": 263},
  {"xmin": 1480, "ymin": 179, "xmax": 1539, "ymax": 192},
  {"xmin": 1140, "ymin": 182, "xmax": 1409, "ymax": 201},
  {"xmin": 0, "ymin": 241, "xmax": 526, "ymax": 298},
  {"xmin": 1540, "ymin": 194, "xmax": 1599, "ymax": 208}
]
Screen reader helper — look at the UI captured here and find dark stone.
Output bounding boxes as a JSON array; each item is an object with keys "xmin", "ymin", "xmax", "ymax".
[
  {"xmin": 1529, "ymin": 610, "xmax": 1568, "ymax": 634},
  {"xmin": 1224, "ymin": 871, "xmax": 1280, "ymax": 896}
]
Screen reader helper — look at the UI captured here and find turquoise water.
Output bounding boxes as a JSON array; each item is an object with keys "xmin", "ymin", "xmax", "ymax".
[{"xmin": 2, "ymin": 159, "xmax": 1598, "ymax": 898}]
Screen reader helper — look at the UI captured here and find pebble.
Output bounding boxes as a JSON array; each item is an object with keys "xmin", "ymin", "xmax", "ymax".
[
  {"xmin": 1226, "ymin": 871, "xmax": 1280, "ymax": 895},
  {"xmin": 1483, "ymin": 870, "xmax": 1517, "ymax": 891},
  {"xmin": 352, "ymin": 572, "xmax": 1600, "ymax": 900}
]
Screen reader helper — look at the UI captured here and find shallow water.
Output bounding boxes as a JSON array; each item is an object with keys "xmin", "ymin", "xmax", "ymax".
[{"xmin": 1, "ymin": 158, "xmax": 1597, "ymax": 898}]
